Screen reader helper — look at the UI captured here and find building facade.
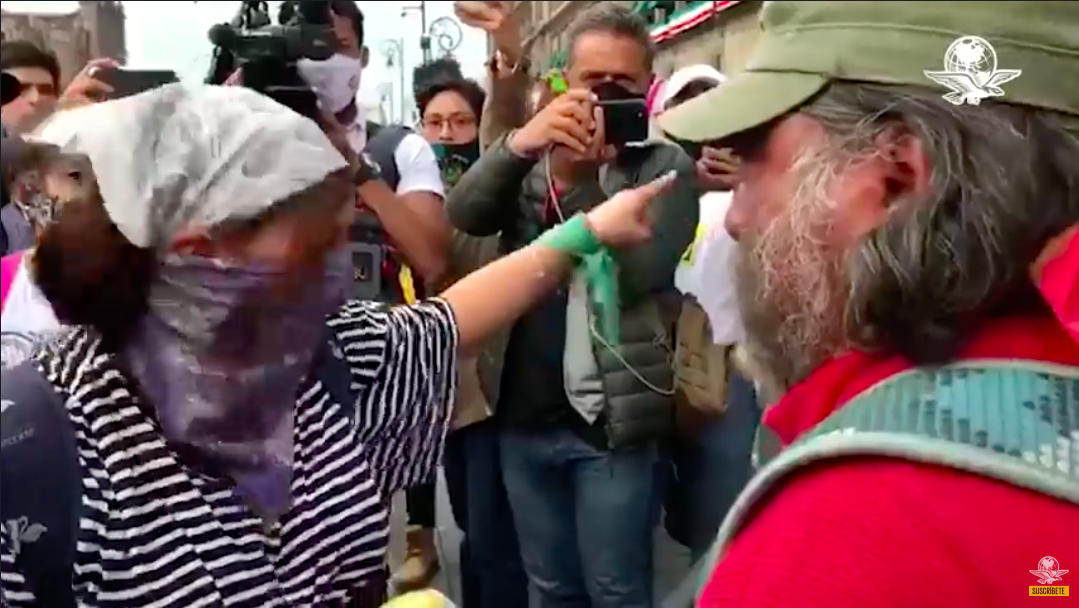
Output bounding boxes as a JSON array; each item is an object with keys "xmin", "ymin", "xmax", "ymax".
[
  {"xmin": 649, "ymin": 1, "xmax": 762, "ymax": 77},
  {"xmin": 507, "ymin": 1, "xmax": 762, "ymax": 77},
  {"xmin": 1, "ymin": 0, "xmax": 126, "ymax": 84}
]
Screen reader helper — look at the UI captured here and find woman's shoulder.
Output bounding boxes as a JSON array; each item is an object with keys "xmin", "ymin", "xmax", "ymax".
[
  {"xmin": 328, "ymin": 299, "xmax": 455, "ymax": 337},
  {"xmin": 323, "ymin": 299, "xmax": 457, "ymax": 376}
]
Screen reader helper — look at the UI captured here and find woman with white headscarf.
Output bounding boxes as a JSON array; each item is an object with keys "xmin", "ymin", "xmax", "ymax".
[{"xmin": 0, "ymin": 83, "xmax": 671, "ymax": 607}]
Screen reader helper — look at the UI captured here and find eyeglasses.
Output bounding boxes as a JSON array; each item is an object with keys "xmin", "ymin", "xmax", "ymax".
[
  {"xmin": 421, "ymin": 115, "xmax": 477, "ymax": 132},
  {"xmin": 2, "ymin": 73, "xmax": 57, "ymax": 99}
]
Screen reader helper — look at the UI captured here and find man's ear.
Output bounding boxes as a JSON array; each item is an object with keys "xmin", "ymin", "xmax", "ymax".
[
  {"xmin": 875, "ymin": 127, "xmax": 931, "ymax": 202},
  {"xmin": 361, "ymin": 46, "xmax": 370, "ymax": 69}
]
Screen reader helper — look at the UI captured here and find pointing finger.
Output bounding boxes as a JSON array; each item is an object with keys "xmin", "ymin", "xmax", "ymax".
[
  {"xmin": 630, "ymin": 170, "xmax": 678, "ymax": 207},
  {"xmin": 81, "ymin": 58, "xmax": 119, "ymax": 78}
]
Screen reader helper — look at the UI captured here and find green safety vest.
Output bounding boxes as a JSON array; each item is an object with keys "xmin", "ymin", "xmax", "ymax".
[{"xmin": 664, "ymin": 359, "xmax": 1079, "ymax": 607}]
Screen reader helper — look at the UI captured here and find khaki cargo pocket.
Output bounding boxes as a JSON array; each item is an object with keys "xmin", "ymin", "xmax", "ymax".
[{"xmin": 673, "ymin": 300, "xmax": 731, "ymax": 416}]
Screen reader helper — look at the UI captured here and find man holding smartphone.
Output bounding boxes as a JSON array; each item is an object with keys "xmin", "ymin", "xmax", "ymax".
[{"xmin": 446, "ymin": 4, "xmax": 698, "ymax": 606}]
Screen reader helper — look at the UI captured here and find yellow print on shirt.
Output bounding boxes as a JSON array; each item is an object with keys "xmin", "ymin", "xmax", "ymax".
[{"xmin": 680, "ymin": 222, "xmax": 708, "ymax": 265}]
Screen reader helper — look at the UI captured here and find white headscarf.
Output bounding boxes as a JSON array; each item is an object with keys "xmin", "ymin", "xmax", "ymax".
[{"xmin": 33, "ymin": 83, "xmax": 348, "ymax": 251}]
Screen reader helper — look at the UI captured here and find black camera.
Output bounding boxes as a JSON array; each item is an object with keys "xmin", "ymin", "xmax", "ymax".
[{"xmin": 206, "ymin": 1, "xmax": 337, "ymax": 121}]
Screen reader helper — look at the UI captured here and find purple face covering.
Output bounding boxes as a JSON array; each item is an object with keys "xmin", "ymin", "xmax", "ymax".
[{"xmin": 124, "ymin": 251, "xmax": 350, "ymax": 520}]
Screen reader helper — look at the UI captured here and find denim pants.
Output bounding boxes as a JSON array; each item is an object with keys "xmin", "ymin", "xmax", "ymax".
[
  {"xmin": 665, "ymin": 368, "xmax": 760, "ymax": 560},
  {"xmin": 500, "ymin": 427, "xmax": 659, "ymax": 608},
  {"xmin": 442, "ymin": 419, "xmax": 529, "ymax": 607}
]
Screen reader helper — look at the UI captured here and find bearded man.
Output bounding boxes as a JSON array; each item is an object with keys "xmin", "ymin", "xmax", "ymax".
[{"xmin": 658, "ymin": 1, "xmax": 1078, "ymax": 605}]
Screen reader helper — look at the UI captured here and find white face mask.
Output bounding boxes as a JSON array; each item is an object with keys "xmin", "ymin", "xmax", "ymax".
[{"xmin": 297, "ymin": 53, "xmax": 363, "ymax": 115}]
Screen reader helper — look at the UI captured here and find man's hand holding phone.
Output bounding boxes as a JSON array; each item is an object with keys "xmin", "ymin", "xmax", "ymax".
[
  {"xmin": 548, "ymin": 104, "xmax": 615, "ymax": 185},
  {"xmin": 696, "ymin": 146, "xmax": 740, "ymax": 191},
  {"xmin": 509, "ymin": 89, "xmax": 598, "ymax": 157},
  {"xmin": 57, "ymin": 59, "xmax": 118, "ymax": 110}
]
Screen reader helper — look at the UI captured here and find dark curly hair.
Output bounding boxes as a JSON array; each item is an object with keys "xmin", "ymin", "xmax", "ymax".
[
  {"xmin": 412, "ymin": 57, "xmax": 463, "ymax": 98},
  {"xmin": 413, "ymin": 58, "xmax": 485, "ymax": 120},
  {"xmin": 34, "ymin": 183, "xmax": 157, "ymax": 352}
]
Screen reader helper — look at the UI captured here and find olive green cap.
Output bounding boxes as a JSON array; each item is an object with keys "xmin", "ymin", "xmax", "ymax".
[{"xmin": 658, "ymin": 1, "xmax": 1079, "ymax": 143}]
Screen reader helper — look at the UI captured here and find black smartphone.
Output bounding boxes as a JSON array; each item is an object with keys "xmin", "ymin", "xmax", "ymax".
[
  {"xmin": 596, "ymin": 97, "xmax": 650, "ymax": 147},
  {"xmin": 95, "ymin": 68, "xmax": 179, "ymax": 99}
]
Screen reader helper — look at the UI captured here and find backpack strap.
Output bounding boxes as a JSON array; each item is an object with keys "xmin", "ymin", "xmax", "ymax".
[
  {"xmin": 364, "ymin": 125, "xmax": 411, "ymax": 192},
  {"xmin": 1, "ymin": 360, "xmax": 80, "ymax": 606},
  {"xmin": 1, "ymin": 251, "xmax": 23, "ymax": 311},
  {"xmin": 354, "ymin": 125, "xmax": 417, "ymax": 304},
  {"xmin": 311, "ymin": 329, "xmax": 360, "ymax": 423},
  {"xmin": 664, "ymin": 359, "xmax": 1079, "ymax": 607}
]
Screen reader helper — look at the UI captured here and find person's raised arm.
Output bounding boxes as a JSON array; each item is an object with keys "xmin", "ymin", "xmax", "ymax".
[
  {"xmin": 444, "ymin": 170, "xmax": 677, "ymax": 353},
  {"xmin": 454, "ymin": 1, "xmax": 531, "ymax": 148},
  {"xmin": 330, "ymin": 172, "xmax": 676, "ymax": 497},
  {"xmin": 479, "ymin": 54, "xmax": 531, "ymax": 149}
]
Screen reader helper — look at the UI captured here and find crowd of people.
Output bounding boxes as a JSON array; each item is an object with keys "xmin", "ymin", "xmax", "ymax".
[{"xmin": 0, "ymin": 1, "xmax": 1076, "ymax": 607}]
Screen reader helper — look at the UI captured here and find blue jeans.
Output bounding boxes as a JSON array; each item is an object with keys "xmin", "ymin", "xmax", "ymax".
[
  {"xmin": 500, "ymin": 427, "xmax": 659, "ymax": 608},
  {"xmin": 442, "ymin": 419, "xmax": 528, "ymax": 607},
  {"xmin": 665, "ymin": 368, "xmax": 760, "ymax": 560}
]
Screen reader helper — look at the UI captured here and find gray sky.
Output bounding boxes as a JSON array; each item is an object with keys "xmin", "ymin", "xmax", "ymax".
[{"xmin": 3, "ymin": 1, "xmax": 488, "ymax": 122}]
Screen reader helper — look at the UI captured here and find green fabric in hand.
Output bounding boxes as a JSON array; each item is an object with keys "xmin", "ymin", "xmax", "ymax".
[{"xmin": 535, "ymin": 214, "xmax": 621, "ymax": 345}]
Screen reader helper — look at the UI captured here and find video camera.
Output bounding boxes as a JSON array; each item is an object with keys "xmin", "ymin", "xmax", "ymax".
[{"xmin": 206, "ymin": 0, "xmax": 337, "ymax": 121}]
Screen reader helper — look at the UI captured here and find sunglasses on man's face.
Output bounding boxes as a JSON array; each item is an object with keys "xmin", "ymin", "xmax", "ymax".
[
  {"xmin": 2, "ymin": 73, "xmax": 57, "ymax": 101},
  {"xmin": 19, "ymin": 81, "xmax": 57, "ymax": 98}
]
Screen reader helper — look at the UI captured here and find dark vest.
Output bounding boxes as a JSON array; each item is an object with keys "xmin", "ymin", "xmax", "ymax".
[{"xmin": 350, "ymin": 124, "xmax": 413, "ymax": 303}]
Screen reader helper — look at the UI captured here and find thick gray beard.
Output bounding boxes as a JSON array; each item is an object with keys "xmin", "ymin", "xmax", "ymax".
[{"xmin": 734, "ymin": 145, "xmax": 853, "ymax": 394}]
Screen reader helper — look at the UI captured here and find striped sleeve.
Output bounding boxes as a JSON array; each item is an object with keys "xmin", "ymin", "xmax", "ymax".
[
  {"xmin": 0, "ymin": 518, "xmax": 33, "ymax": 606},
  {"xmin": 328, "ymin": 298, "xmax": 459, "ymax": 496}
]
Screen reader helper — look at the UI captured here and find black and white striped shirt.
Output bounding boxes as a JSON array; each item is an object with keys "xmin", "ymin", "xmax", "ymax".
[{"xmin": 0, "ymin": 299, "xmax": 458, "ymax": 607}]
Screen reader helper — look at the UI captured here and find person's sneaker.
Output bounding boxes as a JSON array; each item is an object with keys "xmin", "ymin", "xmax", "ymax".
[
  {"xmin": 382, "ymin": 589, "xmax": 455, "ymax": 607},
  {"xmin": 391, "ymin": 526, "xmax": 441, "ymax": 593}
]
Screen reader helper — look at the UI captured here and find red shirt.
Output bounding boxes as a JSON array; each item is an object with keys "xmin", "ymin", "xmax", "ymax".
[
  {"xmin": 1040, "ymin": 229, "xmax": 1078, "ymax": 343},
  {"xmin": 699, "ymin": 316, "xmax": 1079, "ymax": 607}
]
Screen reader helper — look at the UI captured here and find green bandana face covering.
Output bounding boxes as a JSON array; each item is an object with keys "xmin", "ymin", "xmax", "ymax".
[{"xmin": 432, "ymin": 140, "xmax": 481, "ymax": 189}]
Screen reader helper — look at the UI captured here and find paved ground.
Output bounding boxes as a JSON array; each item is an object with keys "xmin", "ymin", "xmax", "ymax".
[{"xmin": 388, "ymin": 472, "xmax": 693, "ymax": 605}]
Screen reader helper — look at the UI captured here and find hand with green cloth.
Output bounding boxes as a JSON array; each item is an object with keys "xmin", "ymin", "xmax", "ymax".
[
  {"xmin": 441, "ymin": 169, "xmax": 678, "ymax": 354},
  {"xmin": 537, "ymin": 171, "xmax": 681, "ymax": 345}
]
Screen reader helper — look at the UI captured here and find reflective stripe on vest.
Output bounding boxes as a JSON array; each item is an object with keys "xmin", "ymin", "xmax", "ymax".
[{"xmin": 687, "ymin": 360, "xmax": 1079, "ymax": 604}]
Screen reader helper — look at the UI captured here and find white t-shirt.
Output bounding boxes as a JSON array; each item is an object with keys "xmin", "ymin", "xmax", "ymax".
[
  {"xmin": 345, "ymin": 115, "xmax": 444, "ymax": 199},
  {"xmin": 392, "ymin": 132, "xmax": 446, "ymax": 197},
  {"xmin": 1, "ymin": 254, "xmax": 61, "ymax": 369},
  {"xmin": 674, "ymin": 191, "xmax": 744, "ymax": 345}
]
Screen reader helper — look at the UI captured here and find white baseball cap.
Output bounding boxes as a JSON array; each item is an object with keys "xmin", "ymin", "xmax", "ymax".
[{"xmin": 656, "ymin": 64, "xmax": 727, "ymax": 110}]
